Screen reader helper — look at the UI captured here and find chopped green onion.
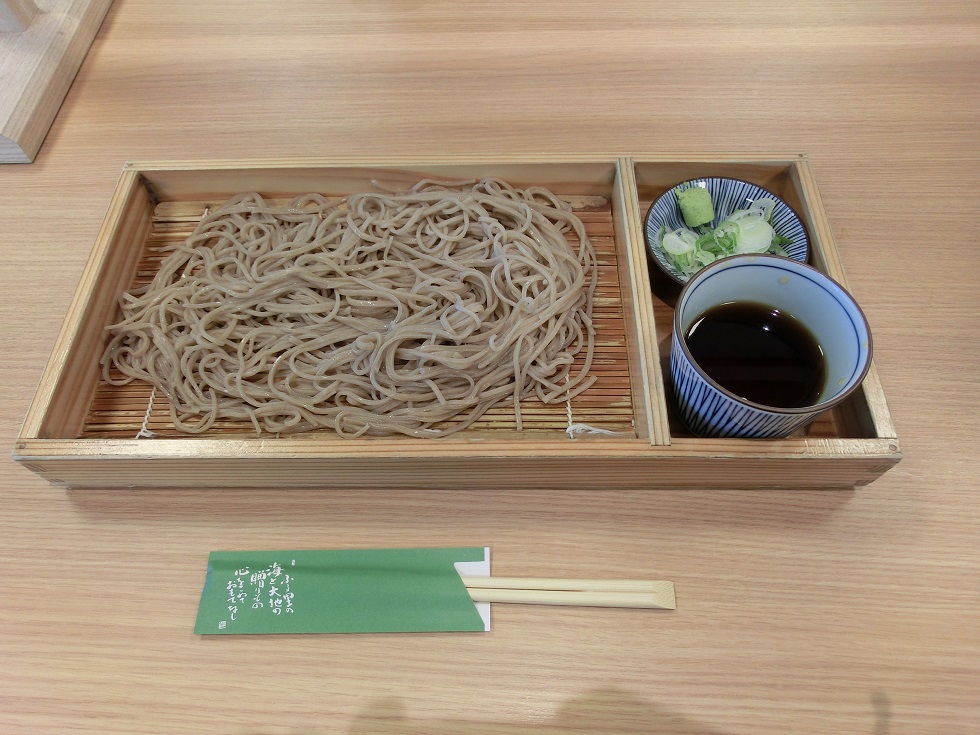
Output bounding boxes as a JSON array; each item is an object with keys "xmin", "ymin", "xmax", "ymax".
[{"xmin": 659, "ymin": 196, "xmax": 792, "ymax": 278}]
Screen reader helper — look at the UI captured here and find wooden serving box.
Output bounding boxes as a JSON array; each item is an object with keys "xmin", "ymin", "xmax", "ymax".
[{"xmin": 13, "ymin": 155, "xmax": 901, "ymax": 489}]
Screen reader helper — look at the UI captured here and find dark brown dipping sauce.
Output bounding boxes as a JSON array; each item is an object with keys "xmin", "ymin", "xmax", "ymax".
[{"xmin": 684, "ymin": 301, "xmax": 826, "ymax": 408}]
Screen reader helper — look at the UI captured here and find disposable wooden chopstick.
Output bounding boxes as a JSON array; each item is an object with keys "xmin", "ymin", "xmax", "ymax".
[{"xmin": 458, "ymin": 576, "xmax": 675, "ymax": 609}]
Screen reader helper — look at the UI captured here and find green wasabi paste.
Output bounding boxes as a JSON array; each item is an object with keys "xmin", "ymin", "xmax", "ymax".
[{"xmin": 676, "ymin": 186, "xmax": 714, "ymax": 228}]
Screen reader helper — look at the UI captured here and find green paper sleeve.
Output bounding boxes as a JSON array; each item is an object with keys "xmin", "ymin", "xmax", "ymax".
[{"xmin": 194, "ymin": 547, "xmax": 489, "ymax": 635}]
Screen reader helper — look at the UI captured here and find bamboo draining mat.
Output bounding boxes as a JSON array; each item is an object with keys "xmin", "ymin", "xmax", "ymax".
[{"xmin": 80, "ymin": 198, "xmax": 637, "ymax": 439}]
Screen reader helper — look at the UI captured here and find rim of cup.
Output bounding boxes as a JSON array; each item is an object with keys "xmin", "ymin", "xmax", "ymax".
[{"xmin": 672, "ymin": 254, "xmax": 873, "ymax": 416}]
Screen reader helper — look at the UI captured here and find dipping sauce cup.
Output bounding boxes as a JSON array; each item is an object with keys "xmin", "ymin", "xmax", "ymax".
[{"xmin": 670, "ymin": 254, "xmax": 872, "ymax": 439}]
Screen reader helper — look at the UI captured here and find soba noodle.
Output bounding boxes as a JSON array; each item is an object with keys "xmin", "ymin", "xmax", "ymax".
[{"xmin": 101, "ymin": 178, "xmax": 598, "ymax": 437}]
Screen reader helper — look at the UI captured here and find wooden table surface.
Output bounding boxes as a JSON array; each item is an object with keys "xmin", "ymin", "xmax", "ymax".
[{"xmin": 1, "ymin": 1, "xmax": 977, "ymax": 733}]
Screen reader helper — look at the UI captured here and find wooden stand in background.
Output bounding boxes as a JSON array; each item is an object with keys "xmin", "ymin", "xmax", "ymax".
[{"xmin": 0, "ymin": 0, "xmax": 111, "ymax": 163}]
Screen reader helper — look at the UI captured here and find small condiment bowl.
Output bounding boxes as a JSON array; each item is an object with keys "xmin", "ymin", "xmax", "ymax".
[{"xmin": 645, "ymin": 177, "xmax": 810, "ymax": 285}]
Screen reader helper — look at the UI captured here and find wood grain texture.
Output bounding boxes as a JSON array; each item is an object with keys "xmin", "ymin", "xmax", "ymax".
[
  {"xmin": 0, "ymin": 1, "xmax": 977, "ymax": 733},
  {"xmin": 0, "ymin": 0, "xmax": 39, "ymax": 33},
  {"xmin": 0, "ymin": 0, "xmax": 111, "ymax": 162}
]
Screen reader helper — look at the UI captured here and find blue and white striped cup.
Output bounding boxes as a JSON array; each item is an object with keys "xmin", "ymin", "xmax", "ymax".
[{"xmin": 670, "ymin": 255, "xmax": 872, "ymax": 439}]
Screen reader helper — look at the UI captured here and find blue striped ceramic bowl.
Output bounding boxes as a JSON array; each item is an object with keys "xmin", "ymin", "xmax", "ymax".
[
  {"xmin": 645, "ymin": 177, "xmax": 810, "ymax": 285},
  {"xmin": 670, "ymin": 255, "xmax": 872, "ymax": 439}
]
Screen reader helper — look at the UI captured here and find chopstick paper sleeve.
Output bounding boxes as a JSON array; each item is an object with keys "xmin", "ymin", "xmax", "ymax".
[{"xmin": 194, "ymin": 547, "xmax": 490, "ymax": 635}]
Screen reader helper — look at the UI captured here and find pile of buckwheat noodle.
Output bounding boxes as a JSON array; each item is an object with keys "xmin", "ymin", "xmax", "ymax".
[{"xmin": 102, "ymin": 178, "xmax": 598, "ymax": 438}]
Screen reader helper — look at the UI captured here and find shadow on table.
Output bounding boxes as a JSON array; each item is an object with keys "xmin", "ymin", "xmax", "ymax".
[
  {"xmin": 342, "ymin": 688, "xmax": 893, "ymax": 735},
  {"xmin": 345, "ymin": 687, "xmax": 728, "ymax": 735}
]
